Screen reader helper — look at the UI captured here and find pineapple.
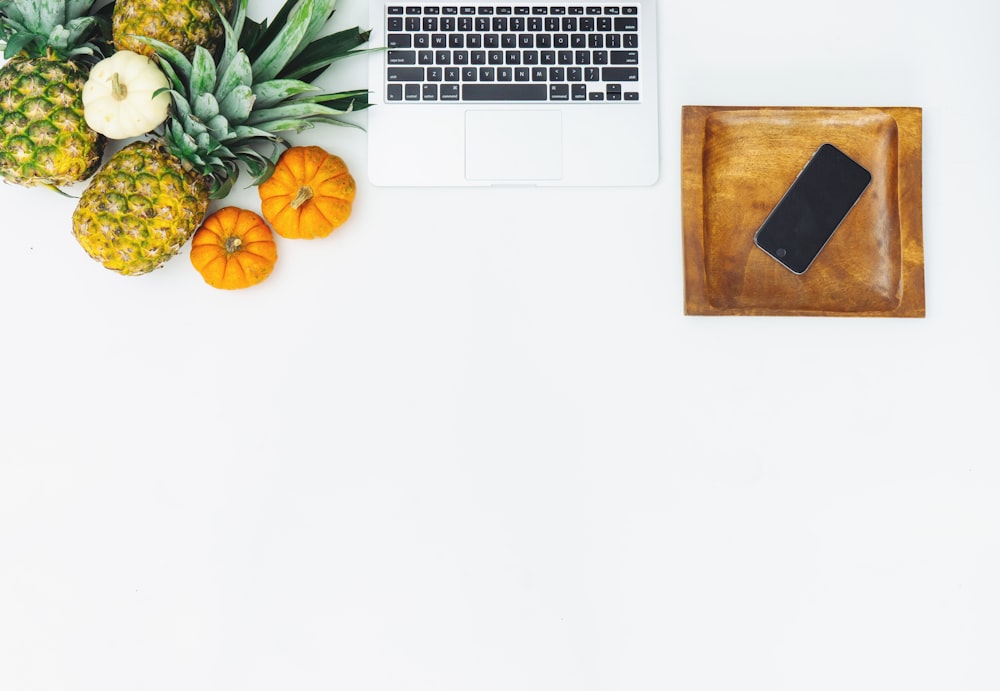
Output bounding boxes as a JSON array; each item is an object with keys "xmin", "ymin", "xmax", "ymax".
[
  {"xmin": 73, "ymin": 0, "xmax": 370, "ymax": 275},
  {"xmin": 0, "ymin": 0, "xmax": 112, "ymax": 187},
  {"xmin": 113, "ymin": 0, "xmax": 234, "ymax": 59}
]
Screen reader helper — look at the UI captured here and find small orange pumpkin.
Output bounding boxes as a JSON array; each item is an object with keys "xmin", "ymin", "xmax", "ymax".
[
  {"xmin": 258, "ymin": 145, "xmax": 356, "ymax": 239},
  {"xmin": 190, "ymin": 207, "xmax": 278, "ymax": 290}
]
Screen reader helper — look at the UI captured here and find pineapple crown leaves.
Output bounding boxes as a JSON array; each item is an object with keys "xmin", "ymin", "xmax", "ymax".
[
  {"xmin": 134, "ymin": 0, "xmax": 372, "ymax": 199},
  {"xmin": 0, "ymin": 0, "xmax": 113, "ymax": 61}
]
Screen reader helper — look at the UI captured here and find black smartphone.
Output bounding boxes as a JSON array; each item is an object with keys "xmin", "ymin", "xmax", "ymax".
[{"xmin": 753, "ymin": 143, "xmax": 872, "ymax": 274}]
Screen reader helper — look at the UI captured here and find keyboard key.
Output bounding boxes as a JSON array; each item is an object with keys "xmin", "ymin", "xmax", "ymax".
[
  {"xmin": 601, "ymin": 66, "xmax": 638, "ymax": 81},
  {"xmin": 388, "ymin": 67, "xmax": 425, "ymax": 81},
  {"xmin": 610, "ymin": 50, "xmax": 638, "ymax": 64},
  {"xmin": 463, "ymin": 84, "xmax": 547, "ymax": 100},
  {"xmin": 387, "ymin": 33, "xmax": 412, "ymax": 48},
  {"xmin": 387, "ymin": 50, "xmax": 416, "ymax": 64}
]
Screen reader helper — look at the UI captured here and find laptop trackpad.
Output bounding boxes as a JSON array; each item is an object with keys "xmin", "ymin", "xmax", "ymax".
[{"xmin": 465, "ymin": 110, "xmax": 562, "ymax": 181}]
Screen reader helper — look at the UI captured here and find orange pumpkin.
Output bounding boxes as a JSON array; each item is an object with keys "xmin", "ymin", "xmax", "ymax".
[
  {"xmin": 258, "ymin": 145, "xmax": 356, "ymax": 239},
  {"xmin": 190, "ymin": 207, "xmax": 278, "ymax": 289}
]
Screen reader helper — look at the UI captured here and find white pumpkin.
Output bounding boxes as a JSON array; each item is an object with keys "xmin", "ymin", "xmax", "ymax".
[{"xmin": 83, "ymin": 50, "xmax": 171, "ymax": 140}]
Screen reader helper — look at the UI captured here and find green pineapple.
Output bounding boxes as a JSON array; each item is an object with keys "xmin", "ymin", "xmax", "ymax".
[
  {"xmin": 72, "ymin": 0, "xmax": 370, "ymax": 275},
  {"xmin": 113, "ymin": 0, "xmax": 234, "ymax": 59},
  {"xmin": 0, "ymin": 0, "xmax": 112, "ymax": 187}
]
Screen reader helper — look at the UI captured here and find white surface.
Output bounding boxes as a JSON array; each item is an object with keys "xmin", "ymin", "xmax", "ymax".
[{"xmin": 1, "ymin": 0, "xmax": 998, "ymax": 690}]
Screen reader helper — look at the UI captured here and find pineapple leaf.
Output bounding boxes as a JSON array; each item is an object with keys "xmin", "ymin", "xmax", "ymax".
[
  {"xmin": 245, "ymin": 100, "xmax": 351, "ymax": 127},
  {"xmin": 250, "ymin": 79, "xmax": 318, "ymax": 108},
  {"xmin": 10, "ymin": 0, "xmax": 39, "ymax": 32},
  {"xmin": 205, "ymin": 114, "xmax": 233, "ymax": 141},
  {"xmin": 184, "ymin": 112, "xmax": 209, "ymax": 137},
  {"xmin": 209, "ymin": 164, "xmax": 239, "ymax": 199},
  {"xmin": 67, "ymin": 0, "xmax": 93, "ymax": 20},
  {"xmin": 135, "ymin": 35, "xmax": 192, "ymax": 84},
  {"xmin": 299, "ymin": 89, "xmax": 370, "ymax": 112},
  {"xmin": 190, "ymin": 46, "xmax": 217, "ymax": 101},
  {"xmin": 231, "ymin": 146, "xmax": 277, "ymax": 185},
  {"xmin": 249, "ymin": 117, "xmax": 316, "ymax": 133},
  {"xmin": 227, "ymin": 0, "xmax": 248, "ymax": 40},
  {"xmin": 232, "ymin": 124, "xmax": 285, "ymax": 140},
  {"xmin": 153, "ymin": 59, "xmax": 185, "ymax": 95},
  {"xmin": 214, "ymin": 0, "xmax": 246, "ymax": 82},
  {"xmin": 193, "ymin": 92, "xmax": 220, "ymax": 122},
  {"xmin": 242, "ymin": 0, "xmax": 308, "ymax": 63},
  {"xmin": 238, "ymin": 16, "xmax": 268, "ymax": 59},
  {"xmin": 218, "ymin": 84, "xmax": 255, "ymax": 123},
  {"xmin": 2, "ymin": 30, "xmax": 34, "ymax": 58},
  {"xmin": 251, "ymin": 0, "xmax": 322, "ymax": 82},
  {"xmin": 280, "ymin": 28, "xmax": 372, "ymax": 81},
  {"xmin": 36, "ymin": 0, "xmax": 63, "ymax": 34},
  {"xmin": 215, "ymin": 49, "xmax": 253, "ymax": 107},
  {"xmin": 292, "ymin": 0, "xmax": 339, "ymax": 60},
  {"xmin": 161, "ymin": 88, "xmax": 191, "ymax": 122}
]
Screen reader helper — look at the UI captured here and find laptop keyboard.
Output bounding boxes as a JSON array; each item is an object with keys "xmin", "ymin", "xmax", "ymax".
[{"xmin": 383, "ymin": 3, "xmax": 641, "ymax": 103}]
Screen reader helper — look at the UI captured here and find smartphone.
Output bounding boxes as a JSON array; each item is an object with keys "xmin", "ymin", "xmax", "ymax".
[{"xmin": 753, "ymin": 143, "xmax": 872, "ymax": 274}]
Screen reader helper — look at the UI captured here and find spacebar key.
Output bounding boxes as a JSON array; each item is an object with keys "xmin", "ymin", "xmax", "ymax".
[{"xmin": 462, "ymin": 84, "xmax": 548, "ymax": 101}]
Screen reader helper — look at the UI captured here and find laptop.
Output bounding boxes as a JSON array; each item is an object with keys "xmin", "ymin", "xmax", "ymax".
[{"xmin": 367, "ymin": 0, "xmax": 659, "ymax": 186}]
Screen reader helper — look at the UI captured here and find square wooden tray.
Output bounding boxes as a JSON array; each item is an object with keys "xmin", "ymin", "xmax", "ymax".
[{"xmin": 681, "ymin": 106, "xmax": 924, "ymax": 317}]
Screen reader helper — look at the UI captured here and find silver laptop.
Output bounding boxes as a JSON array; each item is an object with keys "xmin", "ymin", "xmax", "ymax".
[{"xmin": 367, "ymin": 0, "xmax": 659, "ymax": 186}]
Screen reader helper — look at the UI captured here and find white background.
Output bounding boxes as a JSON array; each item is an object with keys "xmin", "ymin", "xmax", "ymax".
[{"xmin": 2, "ymin": 0, "xmax": 998, "ymax": 689}]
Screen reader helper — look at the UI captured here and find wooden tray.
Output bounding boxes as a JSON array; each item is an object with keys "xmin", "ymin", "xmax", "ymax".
[{"xmin": 681, "ymin": 106, "xmax": 924, "ymax": 317}]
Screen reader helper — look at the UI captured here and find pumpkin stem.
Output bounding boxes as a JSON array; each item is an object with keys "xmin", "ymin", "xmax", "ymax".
[
  {"xmin": 111, "ymin": 72, "xmax": 128, "ymax": 101},
  {"xmin": 224, "ymin": 235, "xmax": 243, "ymax": 255},
  {"xmin": 290, "ymin": 185, "xmax": 314, "ymax": 210}
]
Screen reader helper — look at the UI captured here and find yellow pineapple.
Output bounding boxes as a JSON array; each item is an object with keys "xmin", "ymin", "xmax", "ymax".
[
  {"xmin": 0, "ymin": 0, "xmax": 111, "ymax": 187},
  {"xmin": 113, "ymin": 0, "xmax": 234, "ymax": 59},
  {"xmin": 73, "ymin": 0, "xmax": 371, "ymax": 275}
]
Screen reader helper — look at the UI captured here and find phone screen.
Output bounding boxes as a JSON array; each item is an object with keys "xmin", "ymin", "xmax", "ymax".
[{"xmin": 753, "ymin": 143, "xmax": 872, "ymax": 274}]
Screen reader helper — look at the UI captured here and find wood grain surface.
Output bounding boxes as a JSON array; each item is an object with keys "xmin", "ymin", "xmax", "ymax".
[{"xmin": 682, "ymin": 106, "xmax": 924, "ymax": 317}]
